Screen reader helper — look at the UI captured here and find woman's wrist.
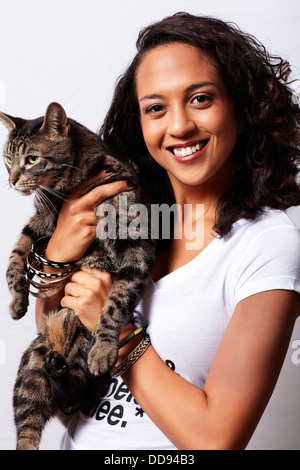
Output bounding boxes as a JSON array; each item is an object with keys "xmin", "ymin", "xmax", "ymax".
[
  {"xmin": 116, "ymin": 323, "xmax": 142, "ymax": 364},
  {"xmin": 111, "ymin": 322, "xmax": 149, "ymax": 376},
  {"xmin": 45, "ymin": 239, "xmax": 72, "ymax": 265}
]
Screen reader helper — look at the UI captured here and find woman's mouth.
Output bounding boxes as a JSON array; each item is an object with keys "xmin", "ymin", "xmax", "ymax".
[{"xmin": 168, "ymin": 140, "xmax": 209, "ymax": 163}]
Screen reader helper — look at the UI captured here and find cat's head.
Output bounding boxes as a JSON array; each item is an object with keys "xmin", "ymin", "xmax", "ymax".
[{"xmin": 0, "ymin": 102, "xmax": 75, "ymax": 195}]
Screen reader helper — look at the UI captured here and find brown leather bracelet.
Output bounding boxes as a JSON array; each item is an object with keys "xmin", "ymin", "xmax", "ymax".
[{"xmin": 111, "ymin": 335, "xmax": 151, "ymax": 377}]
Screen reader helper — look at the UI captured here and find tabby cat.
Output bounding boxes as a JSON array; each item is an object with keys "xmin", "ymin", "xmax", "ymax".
[{"xmin": 0, "ymin": 102, "xmax": 155, "ymax": 450}]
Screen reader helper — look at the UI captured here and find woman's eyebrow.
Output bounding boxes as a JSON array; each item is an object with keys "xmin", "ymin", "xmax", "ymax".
[
  {"xmin": 139, "ymin": 82, "xmax": 217, "ymax": 102},
  {"xmin": 139, "ymin": 93, "xmax": 164, "ymax": 102},
  {"xmin": 184, "ymin": 82, "xmax": 217, "ymax": 94}
]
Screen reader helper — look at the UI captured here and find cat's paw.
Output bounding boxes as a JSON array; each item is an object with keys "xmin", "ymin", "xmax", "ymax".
[
  {"xmin": 43, "ymin": 351, "xmax": 68, "ymax": 378},
  {"xmin": 8, "ymin": 276, "xmax": 29, "ymax": 319},
  {"xmin": 88, "ymin": 340, "xmax": 118, "ymax": 376},
  {"xmin": 9, "ymin": 294, "xmax": 29, "ymax": 320}
]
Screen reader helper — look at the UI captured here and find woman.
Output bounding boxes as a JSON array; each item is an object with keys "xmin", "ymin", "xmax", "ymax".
[{"xmin": 36, "ymin": 13, "xmax": 300, "ymax": 450}]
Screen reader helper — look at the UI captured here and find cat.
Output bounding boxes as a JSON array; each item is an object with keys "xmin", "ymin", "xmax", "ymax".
[{"xmin": 0, "ymin": 102, "xmax": 155, "ymax": 450}]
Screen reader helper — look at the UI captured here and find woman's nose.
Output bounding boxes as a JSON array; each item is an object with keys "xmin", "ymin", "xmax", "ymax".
[{"xmin": 167, "ymin": 107, "xmax": 197, "ymax": 137}]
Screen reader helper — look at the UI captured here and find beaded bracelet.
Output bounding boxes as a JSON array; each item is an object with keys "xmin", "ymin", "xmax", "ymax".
[{"xmin": 111, "ymin": 334, "xmax": 151, "ymax": 377}]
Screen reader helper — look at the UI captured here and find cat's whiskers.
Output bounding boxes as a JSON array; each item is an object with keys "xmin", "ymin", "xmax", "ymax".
[
  {"xmin": 39, "ymin": 184, "xmax": 69, "ymax": 202},
  {"xmin": 61, "ymin": 163, "xmax": 81, "ymax": 171},
  {"xmin": 1, "ymin": 179, "xmax": 11, "ymax": 191},
  {"xmin": 35, "ymin": 188, "xmax": 59, "ymax": 217},
  {"xmin": 34, "ymin": 192, "xmax": 56, "ymax": 234}
]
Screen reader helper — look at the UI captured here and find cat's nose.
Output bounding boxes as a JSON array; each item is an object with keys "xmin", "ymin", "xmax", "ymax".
[
  {"xmin": 9, "ymin": 177, "xmax": 17, "ymax": 186},
  {"xmin": 9, "ymin": 172, "xmax": 20, "ymax": 187},
  {"xmin": 9, "ymin": 178, "xmax": 17, "ymax": 187}
]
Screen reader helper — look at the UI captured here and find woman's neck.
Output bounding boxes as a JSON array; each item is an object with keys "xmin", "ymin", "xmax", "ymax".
[{"xmin": 152, "ymin": 162, "xmax": 235, "ymax": 282}]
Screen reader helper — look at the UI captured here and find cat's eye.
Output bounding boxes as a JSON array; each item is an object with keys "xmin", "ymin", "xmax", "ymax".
[
  {"xmin": 5, "ymin": 156, "xmax": 12, "ymax": 165},
  {"xmin": 26, "ymin": 155, "xmax": 39, "ymax": 165}
]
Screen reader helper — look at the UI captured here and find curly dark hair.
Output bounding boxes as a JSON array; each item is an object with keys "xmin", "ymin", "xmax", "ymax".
[{"xmin": 100, "ymin": 12, "xmax": 300, "ymax": 236}]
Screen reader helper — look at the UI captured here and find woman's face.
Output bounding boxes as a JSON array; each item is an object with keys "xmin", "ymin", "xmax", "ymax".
[{"xmin": 136, "ymin": 43, "xmax": 242, "ymax": 197}]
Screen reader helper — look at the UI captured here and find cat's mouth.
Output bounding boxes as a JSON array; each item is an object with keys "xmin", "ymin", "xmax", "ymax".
[
  {"xmin": 12, "ymin": 174, "xmax": 54, "ymax": 195},
  {"xmin": 12, "ymin": 181, "xmax": 37, "ymax": 195},
  {"xmin": 16, "ymin": 187, "xmax": 35, "ymax": 196}
]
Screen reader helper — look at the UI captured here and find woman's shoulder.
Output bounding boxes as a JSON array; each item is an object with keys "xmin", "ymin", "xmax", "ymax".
[
  {"xmin": 232, "ymin": 207, "xmax": 300, "ymax": 238},
  {"xmin": 228, "ymin": 208, "xmax": 300, "ymax": 305},
  {"xmin": 223, "ymin": 207, "xmax": 300, "ymax": 261}
]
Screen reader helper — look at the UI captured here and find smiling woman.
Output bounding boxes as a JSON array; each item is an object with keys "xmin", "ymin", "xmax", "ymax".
[
  {"xmin": 101, "ymin": 13, "xmax": 300, "ymax": 236},
  {"xmin": 136, "ymin": 43, "xmax": 242, "ymax": 197},
  {"xmin": 36, "ymin": 12, "xmax": 300, "ymax": 450}
]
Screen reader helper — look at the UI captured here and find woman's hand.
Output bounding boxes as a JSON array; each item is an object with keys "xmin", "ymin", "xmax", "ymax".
[
  {"xmin": 61, "ymin": 267, "xmax": 113, "ymax": 331},
  {"xmin": 45, "ymin": 171, "xmax": 132, "ymax": 263},
  {"xmin": 35, "ymin": 172, "xmax": 132, "ymax": 332}
]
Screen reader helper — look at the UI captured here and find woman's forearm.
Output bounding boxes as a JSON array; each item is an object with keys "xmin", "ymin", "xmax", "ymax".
[
  {"xmin": 121, "ymin": 291, "xmax": 299, "ymax": 450},
  {"xmin": 35, "ymin": 291, "xmax": 64, "ymax": 333},
  {"xmin": 34, "ymin": 241, "xmax": 67, "ymax": 332},
  {"xmin": 122, "ymin": 345, "xmax": 213, "ymax": 450}
]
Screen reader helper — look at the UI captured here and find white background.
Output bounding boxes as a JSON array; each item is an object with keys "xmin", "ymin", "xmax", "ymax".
[{"xmin": 0, "ymin": 0, "xmax": 299, "ymax": 450}]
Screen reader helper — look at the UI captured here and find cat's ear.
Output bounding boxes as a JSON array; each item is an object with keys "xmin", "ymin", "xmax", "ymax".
[
  {"xmin": 39, "ymin": 102, "xmax": 69, "ymax": 138},
  {"xmin": 0, "ymin": 112, "xmax": 24, "ymax": 132}
]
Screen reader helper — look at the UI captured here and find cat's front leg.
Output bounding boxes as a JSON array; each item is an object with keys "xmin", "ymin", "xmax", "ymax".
[
  {"xmin": 88, "ymin": 333, "xmax": 119, "ymax": 376},
  {"xmin": 7, "ymin": 214, "xmax": 45, "ymax": 319},
  {"xmin": 6, "ymin": 235, "xmax": 31, "ymax": 319},
  {"xmin": 88, "ymin": 240, "xmax": 154, "ymax": 376}
]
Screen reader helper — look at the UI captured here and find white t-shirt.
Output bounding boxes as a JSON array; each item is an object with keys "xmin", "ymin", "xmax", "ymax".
[{"xmin": 61, "ymin": 208, "xmax": 300, "ymax": 450}]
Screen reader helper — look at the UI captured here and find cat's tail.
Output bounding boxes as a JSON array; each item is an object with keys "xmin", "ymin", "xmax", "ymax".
[{"xmin": 13, "ymin": 335, "xmax": 56, "ymax": 450}]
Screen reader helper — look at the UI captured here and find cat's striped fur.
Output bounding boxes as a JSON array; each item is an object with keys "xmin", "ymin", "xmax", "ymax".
[{"xmin": 0, "ymin": 103, "xmax": 155, "ymax": 450}]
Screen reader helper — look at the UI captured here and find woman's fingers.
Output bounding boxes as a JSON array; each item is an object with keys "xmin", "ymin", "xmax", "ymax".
[
  {"xmin": 70, "ymin": 170, "xmax": 112, "ymax": 198},
  {"xmin": 61, "ymin": 268, "xmax": 113, "ymax": 331},
  {"xmin": 73, "ymin": 179, "xmax": 133, "ymax": 211},
  {"xmin": 46, "ymin": 179, "xmax": 132, "ymax": 263},
  {"xmin": 66, "ymin": 268, "xmax": 112, "ymax": 292}
]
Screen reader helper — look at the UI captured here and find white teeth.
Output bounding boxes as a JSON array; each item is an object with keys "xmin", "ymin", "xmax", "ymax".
[{"xmin": 173, "ymin": 141, "xmax": 205, "ymax": 158}]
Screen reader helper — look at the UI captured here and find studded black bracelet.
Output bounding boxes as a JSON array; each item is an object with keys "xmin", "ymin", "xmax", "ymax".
[{"xmin": 32, "ymin": 236, "xmax": 80, "ymax": 269}]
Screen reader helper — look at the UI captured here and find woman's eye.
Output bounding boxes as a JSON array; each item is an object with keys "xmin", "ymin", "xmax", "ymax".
[
  {"xmin": 192, "ymin": 94, "xmax": 212, "ymax": 105},
  {"xmin": 5, "ymin": 155, "xmax": 12, "ymax": 165},
  {"xmin": 145, "ymin": 104, "xmax": 165, "ymax": 114},
  {"xmin": 26, "ymin": 155, "xmax": 39, "ymax": 164}
]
